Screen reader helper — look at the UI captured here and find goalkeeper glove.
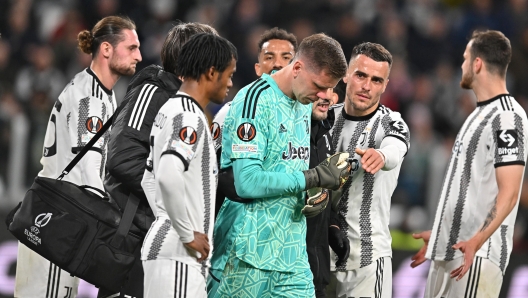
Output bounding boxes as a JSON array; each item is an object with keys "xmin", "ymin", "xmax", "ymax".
[
  {"xmin": 303, "ymin": 152, "xmax": 351, "ymax": 190},
  {"xmin": 301, "ymin": 187, "xmax": 329, "ymax": 218}
]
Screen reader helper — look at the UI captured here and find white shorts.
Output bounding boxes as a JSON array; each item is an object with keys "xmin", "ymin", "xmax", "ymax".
[
  {"xmin": 15, "ymin": 242, "xmax": 79, "ymax": 298},
  {"xmin": 327, "ymin": 256, "xmax": 392, "ymax": 298},
  {"xmin": 425, "ymin": 256, "xmax": 503, "ymax": 298},
  {"xmin": 143, "ymin": 259, "xmax": 206, "ymax": 298}
]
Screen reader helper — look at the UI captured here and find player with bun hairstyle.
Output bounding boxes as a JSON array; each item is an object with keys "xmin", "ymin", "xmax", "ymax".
[{"xmin": 14, "ymin": 15, "xmax": 141, "ymax": 298}]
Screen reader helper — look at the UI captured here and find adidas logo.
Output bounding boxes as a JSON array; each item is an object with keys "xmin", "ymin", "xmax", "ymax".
[{"xmin": 279, "ymin": 124, "xmax": 287, "ymax": 133}]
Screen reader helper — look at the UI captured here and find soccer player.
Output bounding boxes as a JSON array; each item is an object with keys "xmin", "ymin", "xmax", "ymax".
[
  {"xmin": 140, "ymin": 33, "xmax": 237, "ymax": 298},
  {"xmin": 325, "ymin": 42, "xmax": 410, "ymax": 298},
  {"xmin": 214, "ymin": 33, "xmax": 350, "ymax": 298},
  {"xmin": 102, "ymin": 22, "xmax": 217, "ymax": 298},
  {"xmin": 411, "ymin": 30, "xmax": 528, "ymax": 297},
  {"xmin": 14, "ymin": 16, "xmax": 141, "ymax": 298}
]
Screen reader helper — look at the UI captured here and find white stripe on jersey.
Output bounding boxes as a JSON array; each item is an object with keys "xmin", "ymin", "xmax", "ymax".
[
  {"xmin": 129, "ymin": 84, "xmax": 158, "ymax": 130},
  {"xmin": 330, "ymin": 104, "xmax": 409, "ymax": 271},
  {"xmin": 426, "ymin": 95, "xmax": 528, "ymax": 274}
]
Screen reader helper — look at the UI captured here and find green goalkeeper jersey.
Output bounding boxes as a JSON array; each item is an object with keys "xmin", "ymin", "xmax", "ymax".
[{"xmin": 218, "ymin": 73, "xmax": 311, "ymax": 272}]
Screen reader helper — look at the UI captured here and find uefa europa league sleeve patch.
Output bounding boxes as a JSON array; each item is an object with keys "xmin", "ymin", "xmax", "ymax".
[
  {"xmin": 86, "ymin": 116, "xmax": 103, "ymax": 134},
  {"xmin": 179, "ymin": 126, "xmax": 198, "ymax": 145},
  {"xmin": 237, "ymin": 122, "xmax": 256, "ymax": 142},
  {"xmin": 211, "ymin": 122, "xmax": 221, "ymax": 140},
  {"xmin": 497, "ymin": 129, "xmax": 519, "ymax": 156}
]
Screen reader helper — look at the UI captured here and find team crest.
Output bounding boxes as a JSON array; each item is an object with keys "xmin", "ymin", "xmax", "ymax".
[
  {"xmin": 86, "ymin": 116, "xmax": 103, "ymax": 133},
  {"xmin": 211, "ymin": 122, "xmax": 221, "ymax": 140},
  {"xmin": 179, "ymin": 126, "xmax": 197, "ymax": 145},
  {"xmin": 237, "ymin": 122, "xmax": 256, "ymax": 142}
]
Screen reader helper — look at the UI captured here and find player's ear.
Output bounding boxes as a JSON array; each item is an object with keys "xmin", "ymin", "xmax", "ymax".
[
  {"xmin": 206, "ymin": 66, "xmax": 216, "ymax": 81},
  {"xmin": 292, "ymin": 60, "xmax": 302, "ymax": 78},
  {"xmin": 100, "ymin": 41, "xmax": 112, "ymax": 58},
  {"xmin": 255, "ymin": 63, "xmax": 262, "ymax": 76}
]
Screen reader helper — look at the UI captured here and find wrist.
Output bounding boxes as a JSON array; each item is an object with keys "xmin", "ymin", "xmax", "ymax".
[
  {"xmin": 375, "ymin": 149, "xmax": 386, "ymax": 165},
  {"xmin": 303, "ymin": 168, "xmax": 320, "ymax": 190}
]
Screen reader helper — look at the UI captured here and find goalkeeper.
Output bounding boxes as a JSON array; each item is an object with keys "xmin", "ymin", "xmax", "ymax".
[{"xmin": 213, "ymin": 33, "xmax": 349, "ymax": 298}]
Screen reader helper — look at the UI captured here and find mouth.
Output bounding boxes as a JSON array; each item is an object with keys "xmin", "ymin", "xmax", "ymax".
[
  {"xmin": 316, "ymin": 99, "xmax": 330, "ymax": 111},
  {"xmin": 357, "ymin": 93, "xmax": 370, "ymax": 100}
]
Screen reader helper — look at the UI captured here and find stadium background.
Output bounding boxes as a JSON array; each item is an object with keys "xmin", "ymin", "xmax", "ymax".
[{"xmin": 1, "ymin": 0, "xmax": 528, "ymax": 296}]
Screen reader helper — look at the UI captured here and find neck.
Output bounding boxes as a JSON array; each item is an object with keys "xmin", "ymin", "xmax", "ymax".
[
  {"xmin": 272, "ymin": 64, "xmax": 295, "ymax": 99},
  {"xmin": 472, "ymin": 74, "xmax": 508, "ymax": 102},
  {"xmin": 179, "ymin": 80, "xmax": 210, "ymax": 110},
  {"xmin": 344, "ymin": 97, "xmax": 379, "ymax": 117},
  {"xmin": 90, "ymin": 57, "xmax": 120, "ymax": 91}
]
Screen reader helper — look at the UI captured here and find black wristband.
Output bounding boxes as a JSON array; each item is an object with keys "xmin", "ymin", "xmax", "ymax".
[{"xmin": 303, "ymin": 168, "xmax": 320, "ymax": 190}]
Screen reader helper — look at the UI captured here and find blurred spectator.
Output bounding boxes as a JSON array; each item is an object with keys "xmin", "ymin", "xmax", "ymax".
[{"xmin": 14, "ymin": 43, "xmax": 65, "ymax": 104}]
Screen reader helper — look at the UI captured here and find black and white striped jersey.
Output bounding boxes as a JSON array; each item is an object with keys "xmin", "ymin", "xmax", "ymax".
[
  {"xmin": 39, "ymin": 68, "xmax": 116, "ymax": 185},
  {"xmin": 141, "ymin": 92, "xmax": 217, "ymax": 275},
  {"xmin": 426, "ymin": 94, "xmax": 528, "ymax": 274},
  {"xmin": 329, "ymin": 103, "xmax": 410, "ymax": 271}
]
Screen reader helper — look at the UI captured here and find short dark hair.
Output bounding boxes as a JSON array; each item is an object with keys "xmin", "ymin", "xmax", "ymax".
[
  {"xmin": 470, "ymin": 30, "xmax": 511, "ymax": 77},
  {"xmin": 78, "ymin": 16, "xmax": 136, "ymax": 57},
  {"xmin": 176, "ymin": 33, "xmax": 238, "ymax": 81},
  {"xmin": 257, "ymin": 27, "xmax": 298, "ymax": 55},
  {"xmin": 295, "ymin": 33, "xmax": 347, "ymax": 79},
  {"xmin": 161, "ymin": 22, "xmax": 218, "ymax": 75},
  {"xmin": 350, "ymin": 42, "xmax": 393, "ymax": 69}
]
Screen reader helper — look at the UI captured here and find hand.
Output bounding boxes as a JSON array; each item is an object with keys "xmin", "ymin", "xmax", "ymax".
[
  {"xmin": 183, "ymin": 231, "xmax": 210, "ymax": 262},
  {"xmin": 302, "ymin": 188, "xmax": 329, "ymax": 218},
  {"xmin": 410, "ymin": 230, "xmax": 431, "ymax": 268},
  {"xmin": 303, "ymin": 152, "xmax": 352, "ymax": 190},
  {"xmin": 450, "ymin": 238, "xmax": 479, "ymax": 281},
  {"xmin": 355, "ymin": 148, "xmax": 384, "ymax": 174},
  {"xmin": 330, "ymin": 188, "xmax": 344, "ymax": 212},
  {"xmin": 328, "ymin": 225, "xmax": 350, "ymax": 267}
]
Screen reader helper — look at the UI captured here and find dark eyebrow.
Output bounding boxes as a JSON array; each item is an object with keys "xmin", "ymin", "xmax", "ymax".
[{"xmin": 355, "ymin": 70, "xmax": 385, "ymax": 83}]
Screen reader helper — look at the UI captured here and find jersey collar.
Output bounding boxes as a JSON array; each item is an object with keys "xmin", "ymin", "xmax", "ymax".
[
  {"xmin": 342, "ymin": 104, "xmax": 380, "ymax": 121},
  {"xmin": 261, "ymin": 73, "xmax": 294, "ymax": 101},
  {"xmin": 477, "ymin": 93, "xmax": 510, "ymax": 107},
  {"xmin": 86, "ymin": 68, "xmax": 112, "ymax": 96}
]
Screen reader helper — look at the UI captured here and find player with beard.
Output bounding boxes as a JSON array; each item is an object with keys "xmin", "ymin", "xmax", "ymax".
[
  {"xmin": 411, "ymin": 30, "xmax": 528, "ymax": 297},
  {"xmin": 140, "ymin": 33, "xmax": 237, "ymax": 298},
  {"xmin": 326, "ymin": 42, "xmax": 410, "ymax": 298},
  {"xmin": 15, "ymin": 16, "xmax": 141, "ymax": 298}
]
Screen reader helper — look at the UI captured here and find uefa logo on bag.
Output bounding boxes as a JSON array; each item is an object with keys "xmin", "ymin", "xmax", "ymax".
[{"xmin": 34, "ymin": 213, "xmax": 52, "ymax": 228}]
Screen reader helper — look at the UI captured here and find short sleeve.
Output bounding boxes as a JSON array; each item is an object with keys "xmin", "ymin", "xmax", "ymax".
[
  {"xmin": 380, "ymin": 112, "xmax": 410, "ymax": 151},
  {"xmin": 160, "ymin": 112, "xmax": 206, "ymax": 170},
  {"xmin": 491, "ymin": 111, "xmax": 526, "ymax": 167},
  {"xmin": 69, "ymin": 96, "xmax": 109, "ymax": 153}
]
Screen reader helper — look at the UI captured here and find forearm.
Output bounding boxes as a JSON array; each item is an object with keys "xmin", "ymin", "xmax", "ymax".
[
  {"xmin": 378, "ymin": 136, "xmax": 407, "ymax": 171},
  {"xmin": 233, "ymin": 158, "xmax": 306, "ymax": 198},
  {"xmin": 471, "ymin": 165, "xmax": 523, "ymax": 249},
  {"xmin": 157, "ymin": 154, "xmax": 194, "ymax": 243},
  {"xmin": 108, "ymin": 142, "xmax": 149, "ymax": 195}
]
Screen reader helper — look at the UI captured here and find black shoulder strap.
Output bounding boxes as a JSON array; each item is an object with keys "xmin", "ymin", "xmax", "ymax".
[
  {"xmin": 110, "ymin": 192, "xmax": 140, "ymax": 248},
  {"xmin": 58, "ymin": 98, "xmax": 128, "ymax": 180}
]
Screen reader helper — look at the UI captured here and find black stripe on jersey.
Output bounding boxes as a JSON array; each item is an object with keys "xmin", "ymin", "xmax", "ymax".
[
  {"xmin": 146, "ymin": 219, "xmax": 171, "ymax": 260},
  {"xmin": 499, "ymin": 225, "xmax": 508, "ymax": 272},
  {"xmin": 92, "ymin": 77, "xmax": 95, "ymax": 97},
  {"xmin": 54, "ymin": 99, "xmax": 62, "ymax": 112},
  {"xmin": 445, "ymin": 107, "xmax": 498, "ymax": 260},
  {"xmin": 46, "ymin": 264, "xmax": 60, "ymax": 298},
  {"xmin": 360, "ymin": 117, "xmax": 381, "ymax": 268},
  {"xmin": 100, "ymin": 103, "xmax": 107, "ymax": 179},
  {"xmin": 331, "ymin": 110, "xmax": 346, "ymax": 154},
  {"xmin": 375, "ymin": 258, "xmax": 384, "ymax": 298},
  {"xmin": 72, "ymin": 146, "xmax": 103, "ymax": 154},
  {"xmin": 242, "ymin": 79, "xmax": 264, "ymax": 118},
  {"xmin": 514, "ymin": 112, "xmax": 525, "ymax": 158},
  {"xmin": 184, "ymin": 263, "xmax": 188, "ymax": 298},
  {"xmin": 495, "ymin": 160, "xmax": 526, "ymax": 167},
  {"xmin": 198, "ymin": 114, "xmax": 210, "ymax": 277},
  {"xmin": 491, "ymin": 115, "xmax": 503, "ymax": 164},
  {"xmin": 43, "ymin": 114, "xmax": 57, "ymax": 157},
  {"xmin": 430, "ymin": 108, "xmax": 484, "ymax": 259},
  {"xmin": 176, "ymin": 95, "xmax": 204, "ymax": 114},
  {"xmin": 174, "ymin": 261, "xmax": 178, "ymax": 298},
  {"xmin": 334, "ymin": 112, "xmax": 370, "ymax": 270},
  {"xmin": 77, "ymin": 97, "xmax": 90, "ymax": 147},
  {"xmin": 46, "ymin": 263, "xmax": 52, "ymax": 297},
  {"xmin": 508, "ymin": 96, "xmax": 515, "ymax": 111},
  {"xmin": 243, "ymin": 80, "xmax": 269, "ymax": 119},
  {"xmin": 178, "ymin": 262, "xmax": 184, "ymax": 298}
]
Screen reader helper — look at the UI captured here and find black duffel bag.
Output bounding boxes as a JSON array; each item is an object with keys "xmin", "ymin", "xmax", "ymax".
[{"xmin": 5, "ymin": 105, "xmax": 143, "ymax": 293}]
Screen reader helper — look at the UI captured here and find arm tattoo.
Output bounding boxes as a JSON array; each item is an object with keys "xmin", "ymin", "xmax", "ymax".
[{"xmin": 480, "ymin": 197, "xmax": 498, "ymax": 232}]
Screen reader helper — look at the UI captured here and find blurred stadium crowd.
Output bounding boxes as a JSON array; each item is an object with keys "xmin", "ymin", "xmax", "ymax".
[{"xmin": 1, "ymin": 0, "xmax": 528, "ymax": 252}]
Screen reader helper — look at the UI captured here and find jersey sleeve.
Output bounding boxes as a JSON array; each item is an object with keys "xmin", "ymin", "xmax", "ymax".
[
  {"xmin": 491, "ymin": 111, "xmax": 526, "ymax": 167},
  {"xmin": 380, "ymin": 112, "xmax": 410, "ymax": 153},
  {"xmin": 224, "ymin": 95, "xmax": 269, "ymax": 162},
  {"xmin": 69, "ymin": 95, "xmax": 109, "ymax": 153},
  {"xmin": 160, "ymin": 111, "xmax": 206, "ymax": 171}
]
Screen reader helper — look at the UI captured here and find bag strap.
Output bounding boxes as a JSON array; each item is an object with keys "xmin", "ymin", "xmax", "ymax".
[{"xmin": 110, "ymin": 192, "xmax": 140, "ymax": 248}]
